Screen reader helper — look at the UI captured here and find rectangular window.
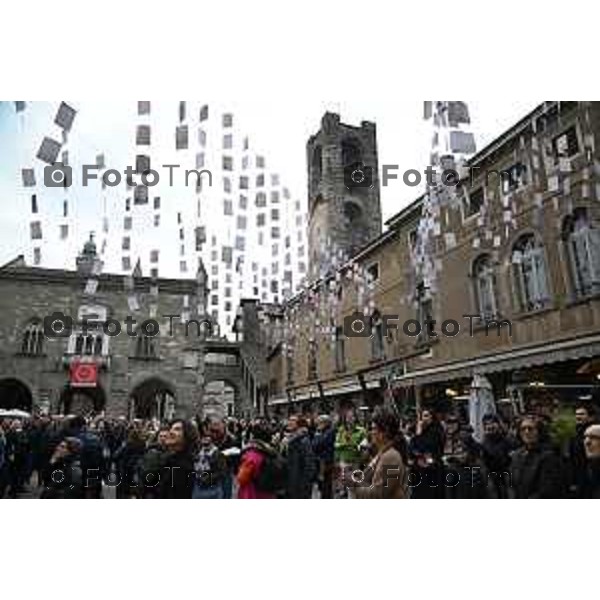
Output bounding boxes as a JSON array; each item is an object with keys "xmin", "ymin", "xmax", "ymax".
[
  {"xmin": 237, "ymin": 215, "xmax": 247, "ymax": 229},
  {"xmin": 224, "ymin": 199, "xmax": 233, "ymax": 215},
  {"xmin": 465, "ymin": 187, "xmax": 484, "ymax": 218},
  {"xmin": 180, "ymin": 261, "xmax": 187, "ymax": 273},
  {"xmin": 200, "ymin": 105, "xmax": 209, "ymax": 121},
  {"xmin": 271, "ymin": 227, "xmax": 280, "ymax": 239},
  {"xmin": 553, "ymin": 126, "xmax": 579, "ymax": 160},
  {"xmin": 122, "ymin": 237, "xmax": 130, "ymax": 251},
  {"xmin": 256, "ymin": 174, "xmax": 265, "ymax": 187},
  {"xmin": 367, "ymin": 262, "xmax": 380, "ymax": 283},
  {"xmin": 124, "ymin": 216, "xmax": 132, "ymax": 230},
  {"xmin": 64, "ymin": 200, "xmax": 68, "ymax": 217},
  {"xmin": 271, "ymin": 174, "xmax": 280, "ymax": 186},
  {"xmin": 271, "ymin": 190, "xmax": 280, "ymax": 203},
  {"xmin": 223, "ymin": 134, "xmax": 233, "ymax": 149},
  {"xmin": 256, "ymin": 192, "xmax": 266, "ymax": 207},
  {"xmin": 223, "ymin": 156, "xmax": 233, "ymax": 171},
  {"xmin": 179, "ymin": 101, "xmax": 186, "ymax": 122},
  {"xmin": 154, "ymin": 196, "xmax": 161, "ymax": 209},
  {"xmin": 60, "ymin": 224, "xmax": 68, "ymax": 240},
  {"xmin": 239, "ymin": 176, "xmax": 249, "ymax": 190},
  {"xmin": 223, "ymin": 113, "xmax": 233, "ymax": 127},
  {"xmin": 239, "ymin": 195, "xmax": 248, "ymax": 210},
  {"xmin": 122, "ymin": 256, "xmax": 131, "ymax": 271},
  {"xmin": 154, "ymin": 214, "xmax": 160, "ymax": 227},
  {"xmin": 198, "ymin": 129, "xmax": 207, "ymax": 147},
  {"xmin": 502, "ymin": 163, "xmax": 528, "ymax": 194},
  {"xmin": 31, "ymin": 194, "xmax": 38, "ymax": 213},
  {"xmin": 150, "ymin": 250, "xmax": 159, "ymax": 263},
  {"xmin": 256, "ymin": 156, "xmax": 265, "ymax": 168},
  {"xmin": 271, "ymin": 208, "xmax": 280, "ymax": 221},
  {"xmin": 257, "ymin": 213, "xmax": 266, "ymax": 227}
]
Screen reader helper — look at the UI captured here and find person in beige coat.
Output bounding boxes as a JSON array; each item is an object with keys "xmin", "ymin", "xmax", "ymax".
[{"xmin": 351, "ymin": 407, "xmax": 408, "ymax": 499}]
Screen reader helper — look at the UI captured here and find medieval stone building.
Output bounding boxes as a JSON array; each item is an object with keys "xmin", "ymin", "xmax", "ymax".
[{"xmin": 0, "ymin": 237, "xmax": 212, "ymax": 418}]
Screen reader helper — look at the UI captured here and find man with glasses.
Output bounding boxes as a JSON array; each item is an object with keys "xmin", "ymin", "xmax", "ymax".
[
  {"xmin": 510, "ymin": 416, "xmax": 564, "ymax": 498},
  {"xmin": 582, "ymin": 424, "xmax": 600, "ymax": 498}
]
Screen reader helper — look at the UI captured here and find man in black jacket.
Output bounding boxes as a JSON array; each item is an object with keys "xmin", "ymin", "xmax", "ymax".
[
  {"xmin": 510, "ymin": 416, "xmax": 564, "ymax": 499},
  {"xmin": 481, "ymin": 415, "xmax": 516, "ymax": 499},
  {"xmin": 283, "ymin": 414, "xmax": 316, "ymax": 499},
  {"xmin": 567, "ymin": 405, "xmax": 596, "ymax": 497}
]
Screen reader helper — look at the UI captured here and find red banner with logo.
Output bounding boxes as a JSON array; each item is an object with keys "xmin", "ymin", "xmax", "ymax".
[{"xmin": 70, "ymin": 360, "xmax": 98, "ymax": 388}]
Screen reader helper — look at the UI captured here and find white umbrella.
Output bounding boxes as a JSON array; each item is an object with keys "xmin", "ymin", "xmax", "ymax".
[
  {"xmin": 469, "ymin": 374, "xmax": 496, "ymax": 443},
  {"xmin": 0, "ymin": 408, "xmax": 32, "ymax": 419}
]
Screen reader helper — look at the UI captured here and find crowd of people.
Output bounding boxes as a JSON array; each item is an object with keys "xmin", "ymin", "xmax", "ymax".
[{"xmin": 1, "ymin": 402, "xmax": 600, "ymax": 499}]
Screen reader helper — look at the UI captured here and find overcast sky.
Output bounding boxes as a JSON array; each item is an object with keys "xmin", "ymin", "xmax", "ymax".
[{"xmin": 0, "ymin": 100, "xmax": 540, "ymax": 266}]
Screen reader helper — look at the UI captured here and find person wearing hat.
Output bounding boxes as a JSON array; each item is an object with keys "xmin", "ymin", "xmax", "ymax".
[{"xmin": 582, "ymin": 424, "xmax": 600, "ymax": 499}]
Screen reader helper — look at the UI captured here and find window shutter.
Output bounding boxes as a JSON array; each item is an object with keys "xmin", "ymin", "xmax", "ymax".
[
  {"xmin": 532, "ymin": 247, "xmax": 550, "ymax": 306},
  {"xmin": 586, "ymin": 228, "xmax": 600, "ymax": 288}
]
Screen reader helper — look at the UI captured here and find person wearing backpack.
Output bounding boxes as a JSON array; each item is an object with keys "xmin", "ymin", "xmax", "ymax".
[{"xmin": 237, "ymin": 420, "xmax": 283, "ymax": 499}]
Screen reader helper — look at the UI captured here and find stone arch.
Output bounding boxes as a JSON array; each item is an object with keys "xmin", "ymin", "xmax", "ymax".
[
  {"xmin": 202, "ymin": 378, "xmax": 239, "ymax": 418},
  {"xmin": 59, "ymin": 383, "xmax": 107, "ymax": 416},
  {"xmin": 130, "ymin": 376, "xmax": 176, "ymax": 420},
  {"xmin": 0, "ymin": 378, "xmax": 33, "ymax": 412}
]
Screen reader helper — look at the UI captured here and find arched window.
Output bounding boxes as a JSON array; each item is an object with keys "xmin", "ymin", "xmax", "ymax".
[
  {"xmin": 72, "ymin": 332, "xmax": 105, "ymax": 356},
  {"xmin": 341, "ymin": 138, "xmax": 362, "ymax": 167},
  {"xmin": 512, "ymin": 234, "xmax": 550, "ymax": 312},
  {"xmin": 21, "ymin": 320, "xmax": 44, "ymax": 356},
  {"xmin": 312, "ymin": 145, "xmax": 322, "ymax": 184},
  {"xmin": 371, "ymin": 311, "xmax": 385, "ymax": 361},
  {"xmin": 472, "ymin": 255, "xmax": 497, "ymax": 319},
  {"xmin": 135, "ymin": 334, "xmax": 158, "ymax": 359},
  {"xmin": 307, "ymin": 338, "xmax": 318, "ymax": 380},
  {"xmin": 335, "ymin": 326, "xmax": 346, "ymax": 372},
  {"xmin": 562, "ymin": 208, "xmax": 600, "ymax": 297}
]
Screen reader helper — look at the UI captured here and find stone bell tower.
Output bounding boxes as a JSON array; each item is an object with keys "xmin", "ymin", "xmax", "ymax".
[{"xmin": 307, "ymin": 113, "xmax": 381, "ymax": 282}]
